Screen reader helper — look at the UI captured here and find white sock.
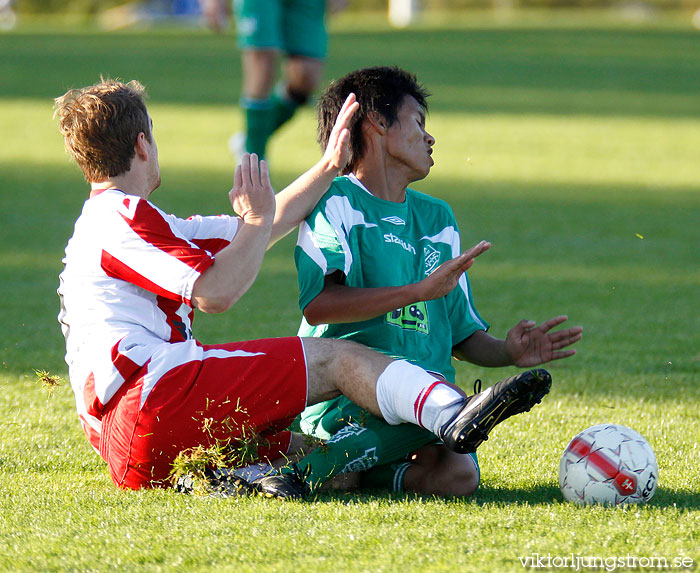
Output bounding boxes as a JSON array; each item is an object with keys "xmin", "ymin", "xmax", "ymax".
[{"xmin": 375, "ymin": 360, "xmax": 464, "ymax": 434}]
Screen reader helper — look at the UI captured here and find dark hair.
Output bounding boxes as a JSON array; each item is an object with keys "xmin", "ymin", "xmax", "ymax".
[
  {"xmin": 317, "ymin": 66, "xmax": 430, "ymax": 174},
  {"xmin": 54, "ymin": 79, "xmax": 151, "ymax": 183}
]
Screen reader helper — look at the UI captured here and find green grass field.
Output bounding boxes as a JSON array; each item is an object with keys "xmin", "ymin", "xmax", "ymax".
[{"xmin": 1, "ymin": 10, "xmax": 699, "ymax": 571}]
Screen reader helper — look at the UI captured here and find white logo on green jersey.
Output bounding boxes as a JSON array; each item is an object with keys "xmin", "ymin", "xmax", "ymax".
[
  {"xmin": 381, "ymin": 216, "xmax": 406, "ymax": 226},
  {"xmin": 341, "ymin": 448, "xmax": 379, "ymax": 473},
  {"xmin": 384, "ymin": 233, "xmax": 416, "ymax": 255},
  {"xmin": 327, "ymin": 424, "xmax": 367, "ymax": 444},
  {"xmin": 424, "ymin": 245, "xmax": 441, "ymax": 275}
]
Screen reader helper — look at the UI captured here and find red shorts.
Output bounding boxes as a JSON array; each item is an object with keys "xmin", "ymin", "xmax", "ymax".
[{"xmin": 98, "ymin": 337, "xmax": 307, "ymax": 490}]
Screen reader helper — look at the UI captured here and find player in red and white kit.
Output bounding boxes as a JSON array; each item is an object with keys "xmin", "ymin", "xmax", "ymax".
[
  {"xmin": 54, "ymin": 79, "xmax": 557, "ymax": 497},
  {"xmin": 57, "ymin": 188, "xmax": 305, "ymax": 489}
]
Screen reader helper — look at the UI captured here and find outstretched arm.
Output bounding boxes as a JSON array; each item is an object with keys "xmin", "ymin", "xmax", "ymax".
[
  {"xmin": 268, "ymin": 93, "xmax": 359, "ymax": 247},
  {"xmin": 303, "ymin": 241, "xmax": 491, "ymax": 325},
  {"xmin": 453, "ymin": 315, "xmax": 583, "ymax": 367}
]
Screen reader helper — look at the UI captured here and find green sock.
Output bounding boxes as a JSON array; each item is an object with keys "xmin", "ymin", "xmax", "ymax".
[
  {"xmin": 241, "ymin": 97, "xmax": 275, "ymax": 159},
  {"xmin": 360, "ymin": 462, "xmax": 413, "ymax": 493}
]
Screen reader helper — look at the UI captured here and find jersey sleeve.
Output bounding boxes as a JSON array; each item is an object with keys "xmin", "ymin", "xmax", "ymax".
[
  {"xmin": 441, "ymin": 213, "xmax": 490, "ymax": 346},
  {"xmin": 294, "ymin": 192, "xmax": 351, "ymax": 311},
  {"xmin": 170, "ymin": 213, "xmax": 240, "ymax": 255},
  {"xmin": 100, "ymin": 196, "xmax": 217, "ymax": 305},
  {"xmin": 447, "ymin": 271, "xmax": 489, "ymax": 346}
]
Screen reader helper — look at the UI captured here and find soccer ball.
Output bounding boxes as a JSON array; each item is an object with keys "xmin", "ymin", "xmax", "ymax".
[{"xmin": 559, "ymin": 424, "xmax": 658, "ymax": 506}]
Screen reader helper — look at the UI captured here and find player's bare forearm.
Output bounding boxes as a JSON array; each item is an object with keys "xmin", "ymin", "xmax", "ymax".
[
  {"xmin": 199, "ymin": 0, "xmax": 229, "ymax": 31},
  {"xmin": 452, "ymin": 330, "xmax": 513, "ymax": 367},
  {"xmin": 269, "ymin": 94, "xmax": 358, "ymax": 247},
  {"xmin": 304, "ymin": 240, "xmax": 490, "ymax": 325},
  {"xmin": 303, "ymin": 281, "xmax": 425, "ymax": 325},
  {"xmin": 269, "ymin": 157, "xmax": 342, "ymax": 247}
]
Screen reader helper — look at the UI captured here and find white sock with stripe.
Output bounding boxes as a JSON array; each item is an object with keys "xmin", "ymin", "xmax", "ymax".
[{"xmin": 375, "ymin": 360, "xmax": 464, "ymax": 434}]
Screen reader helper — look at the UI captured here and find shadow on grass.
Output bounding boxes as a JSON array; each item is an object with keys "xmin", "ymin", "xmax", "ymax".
[
  {"xmin": 316, "ymin": 484, "xmax": 700, "ymax": 509},
  {"xmin": 315, "ymin": 483, "xmax": 563, "ymax": 506}
]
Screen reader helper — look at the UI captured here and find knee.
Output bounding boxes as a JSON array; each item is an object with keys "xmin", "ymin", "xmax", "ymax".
[
  {"xmin": 447, "ymin": 466, "xmax": 480, "ymax": 497},
  {"xmin": 286, "ymin": 86, "xmax": 311, "ymax": 106},
  {"xmin": 285, "ymin": 57, "xmax": 323, "ymax": 96},
  {"xmin": 406, "ymin": 462, "xmax": 479, "ymax": 497},
  {"xmin": 242, "ymin": 51, "xmax": 278, "ymax": 98},
  {"xmin": 287, "ymin": 72, "xmax": 320, "ymax": 97},
  {"xmin": 433, "ymin": 464, "xmax": 479, "ymax": 497}
]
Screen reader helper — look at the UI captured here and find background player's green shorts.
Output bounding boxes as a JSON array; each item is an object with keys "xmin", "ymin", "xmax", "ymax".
[
  {"xmin": 297, "ymin": 396, "xmax": 480, "ymax": 474},
  {"xmin": 233, "ymin": 0, "xmax": 327, "ymax": 59}
]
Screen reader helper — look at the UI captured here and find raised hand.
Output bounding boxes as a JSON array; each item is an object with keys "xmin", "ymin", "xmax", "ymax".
[
  {"xmin": 322, "ymin": 93, "xmax": 359, "ymax": 173},
  {"xmin": 505, "ymin": 315, "xmax": 583, "ymax": 368},
  {"xmin": 416, "ymin": 240, "xmax": 491, "ymax": 301},
  {"xmin": 231, "ymin": 153, "xmax": 275, "ymax": 224}
]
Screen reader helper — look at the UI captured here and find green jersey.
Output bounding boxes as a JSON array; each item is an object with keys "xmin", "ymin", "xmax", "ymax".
[{"xmin": 295, "ymin": 174, "xmax": 489, "ymax": 382}]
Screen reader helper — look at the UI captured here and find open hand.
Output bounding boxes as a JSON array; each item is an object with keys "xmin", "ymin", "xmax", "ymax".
[
  {"xmin": 322, "ymin": 93, "xmax": 359, "ymax": 173},
  {"xmin": 416, "ymin": 240, "xmax": 491, "ymax": 301},
  {"xmin": 505, "ymin": 315, "xmax": 583, "ymax": 367},
  {"xmin": 231, "ymin": 153, "xmax": 275, "ymax": 224}
]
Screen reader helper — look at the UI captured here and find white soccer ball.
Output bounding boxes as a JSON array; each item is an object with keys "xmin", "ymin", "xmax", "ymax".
[{"xmin": 559, "ymin": 424, "xmax": 658, "ymax": 506}]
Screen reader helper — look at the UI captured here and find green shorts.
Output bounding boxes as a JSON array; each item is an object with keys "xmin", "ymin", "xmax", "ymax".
[{"xmin": 233, "ymin": 0, "xmax": 327, "ymax": 59}]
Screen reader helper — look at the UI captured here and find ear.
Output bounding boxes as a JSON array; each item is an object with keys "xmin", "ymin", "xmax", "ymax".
[
  {"xmin": 134, "ymin": 132, "xmax": 150, "ymax": 161},
  {"xmin": 365, "ymin": 111, "xmax": 388, "ymax": 135}
]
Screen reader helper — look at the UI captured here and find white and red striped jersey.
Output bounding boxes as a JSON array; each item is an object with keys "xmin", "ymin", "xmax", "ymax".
[{"xmin": 58, "ymin": 188, "xmax": 240, "ymax": 444}]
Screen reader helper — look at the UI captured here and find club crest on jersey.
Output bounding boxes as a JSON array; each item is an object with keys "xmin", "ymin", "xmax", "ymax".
[
  {"xmin": 424, "ymin": 245, "xmax": 441, "ymax": 275},
  {"xmin": 384, "ymin": 233, "xmax": 416, "ymax": 255},
  {"xmin": 381, "ymin": 215, "xmax": 406, "ymax": 226}
]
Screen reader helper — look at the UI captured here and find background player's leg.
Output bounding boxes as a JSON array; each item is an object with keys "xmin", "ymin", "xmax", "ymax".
[
  {"xmin": 239, "ymin": 49, "xmax": 278, "ymax": 158},
  {"xmin": 271, "ymin": 55, "xmax": 323, "ymax": 131},
  {"xmin": 269, "ymin": 0, "xmax": 327, "ymax": 136}
]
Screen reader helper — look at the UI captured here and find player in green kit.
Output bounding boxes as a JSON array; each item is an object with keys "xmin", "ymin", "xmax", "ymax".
[
  {"xmin": 201, "ymin": 0, "xmax": 340, "ymax": 160},
  {"xmin": 291, "ymin": 67, "xmax": 583, "ymax": 496}
]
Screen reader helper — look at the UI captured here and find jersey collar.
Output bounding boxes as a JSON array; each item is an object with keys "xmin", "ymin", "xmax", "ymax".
[
  {"xmin": 346, "ymin": 173, "xmax": 374, "ymax": 196},
  {"xmin": 89, "ymin": 187, "xmax": 124, "ymax": 199}
]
